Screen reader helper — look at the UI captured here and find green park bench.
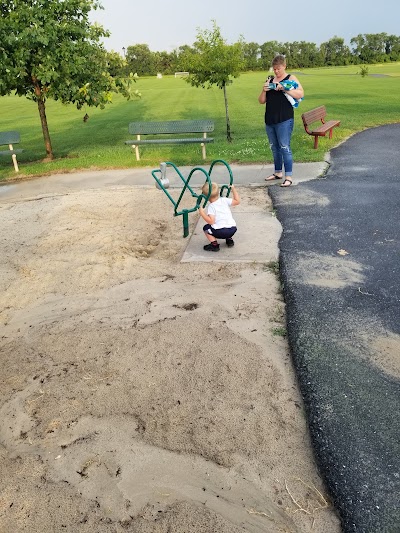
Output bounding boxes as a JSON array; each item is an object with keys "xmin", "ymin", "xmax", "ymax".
[
  {"xmin": 301, "ymin": 106, "xmax": 340, "ymax": 149},
  {"xmin": 0, "ymin": 130, "xmax": 23, "ymax": 172},
  {"xmin": 125, "ymin": 119, "xmax": 214, "ymax": 161}
]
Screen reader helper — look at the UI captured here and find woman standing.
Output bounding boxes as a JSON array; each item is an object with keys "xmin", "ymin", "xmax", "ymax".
[{"xmin": 258, "ymin": 54, "xmax": 304, "ymax": 187}]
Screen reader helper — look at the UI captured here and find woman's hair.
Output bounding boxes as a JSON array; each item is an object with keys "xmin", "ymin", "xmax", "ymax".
[
  {"xmin": 202, "ymin": 181, "xmax": 219, "ymax": 199},
  {"xmin": 272, "ymin": 54, "xmax": 286, "ymax": 67}
]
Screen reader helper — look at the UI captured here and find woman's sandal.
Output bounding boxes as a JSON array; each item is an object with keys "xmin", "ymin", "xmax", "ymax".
[
  {"xmin": 280, "ymin": 178, "xmax": 292, "ymax": 187},
  {"xmin": 265, "ymin": 173, "xmax": 283, "ymax": 181}
]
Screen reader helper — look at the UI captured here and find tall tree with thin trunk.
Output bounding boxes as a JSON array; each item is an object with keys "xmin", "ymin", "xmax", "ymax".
[
  {"xmin": 180, "ymin": 21, "xmax": 244, "ymax": 142},
  {"xmin": 0, "ymin": 0, "xmax": 137, "ymax": 160}
]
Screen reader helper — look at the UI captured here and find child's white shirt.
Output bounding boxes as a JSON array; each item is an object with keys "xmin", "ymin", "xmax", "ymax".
[{"xmin": 207, "ymin": 197, "xmax": 236, "ymax": 229}]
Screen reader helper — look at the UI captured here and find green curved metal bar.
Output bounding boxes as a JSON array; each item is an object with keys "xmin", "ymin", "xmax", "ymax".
[
  {"xmin": 151, "ymin": 161, "xmax": 199, "ymax": 201},
  {"xmin": 208, "ymin": 159, "xmax": 234, "ymax": 197},
  {"xmin": 174, "ymin": 166, "xmax": 211, "ymax": 216},
  {"xmin": 151, "ymin": 160, "xmax": 235, "ymax": 238},
  {"xmin": 151, "ymin": 161, "xmax": 212, "ymax": 238}
]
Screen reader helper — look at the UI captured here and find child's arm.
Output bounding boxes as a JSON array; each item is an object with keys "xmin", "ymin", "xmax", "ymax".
[
  {"xmin": 199, "ymin": 206, "xmax": 215, "ymax": 225},
  {"xmin": 230, "ymin": 185, "xmax": 240, "ymax": 206}
]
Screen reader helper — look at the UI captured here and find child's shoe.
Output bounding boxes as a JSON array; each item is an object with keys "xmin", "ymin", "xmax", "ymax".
[
  {"xmin": 226, "ymin": 238, "xmax": 235, "ymax": 247},
  {"xmin": 204, "ymin": 241, "xmax": 220, "ymax": 252}
]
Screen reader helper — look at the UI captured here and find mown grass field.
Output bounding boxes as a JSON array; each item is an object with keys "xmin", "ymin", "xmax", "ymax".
[{"xmin": 1, "ymin": 63, "xmax": 400, "ymax": 180}]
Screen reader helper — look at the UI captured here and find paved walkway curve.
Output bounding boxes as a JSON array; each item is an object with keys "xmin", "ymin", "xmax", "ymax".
[{"xmin": 270, "ymin": 124, "xmax": 400, "ymax": 532}]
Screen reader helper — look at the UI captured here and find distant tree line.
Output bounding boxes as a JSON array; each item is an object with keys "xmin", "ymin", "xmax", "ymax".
[{"xmin": 107, "ymin": 33, "xmax": 400, "ymax": 77}]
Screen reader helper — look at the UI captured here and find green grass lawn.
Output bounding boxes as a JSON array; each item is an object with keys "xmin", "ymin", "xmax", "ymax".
[{"xmin": 1, "ymin": 63, "xmax": 400, "ymax": 181}]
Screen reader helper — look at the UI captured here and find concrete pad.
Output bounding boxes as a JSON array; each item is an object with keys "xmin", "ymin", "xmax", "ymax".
[{"xmin": 181, "ymin": 210, "xmax": 282, "ymax": 263}]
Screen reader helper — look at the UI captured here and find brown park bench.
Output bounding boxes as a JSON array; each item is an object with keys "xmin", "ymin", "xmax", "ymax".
[
  {"xmin": 301, "ymin": 106, "xmax": 340, "ymax": 148},
  {"xmin": 0, "ymin": 130, "xmax": 23, "ymax": 172}
]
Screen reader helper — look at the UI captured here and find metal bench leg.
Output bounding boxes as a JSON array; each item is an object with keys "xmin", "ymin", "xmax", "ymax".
[
  {"xmin": 132, "ymin": 145, "xmax": 140, "ymax": 161},
  {"xmin": 9, "ymin": 144, "xmax": 19, "ymax": 172},
  {"xmin": 134, "ymin": 134, "xmax": 141, "ymax": 161},
  {"xmin": 202, "ymin": 132, "xmax": 208, "ymax": 159},
  {"xmin": 329, "ymin": 129, "xmax": 333, "ymax": 139},
  {"xmin": 12, "ymin": 154, "xmax": 19, "ymax": 172},
  {"xmin": 313, "ymin": 136, "xmax": 318, "ymax": 149}
]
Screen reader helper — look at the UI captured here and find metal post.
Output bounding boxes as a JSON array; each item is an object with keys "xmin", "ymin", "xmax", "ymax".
[
  {"xmin": 182, "ymin": 210, "xmax": 189, "ymax": 238},
  {"xmin": 160, "ymin": 161, "xmax": 167, "ymax": 180}
]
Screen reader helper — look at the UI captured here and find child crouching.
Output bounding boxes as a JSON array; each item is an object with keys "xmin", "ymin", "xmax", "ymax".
[{"xmin": 198, "ymin": 182, "xmax": 240, "ymax": 252}]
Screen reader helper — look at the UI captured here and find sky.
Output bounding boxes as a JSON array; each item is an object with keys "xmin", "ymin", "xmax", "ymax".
[{"xmin": 90, "ymin": 0, "xmax": 400, "ymax": 54}]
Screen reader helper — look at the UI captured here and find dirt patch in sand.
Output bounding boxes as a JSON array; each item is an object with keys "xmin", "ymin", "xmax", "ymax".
[{"xmin": 0, "ymin": 184, "xmax": 341, "ymax": 532}]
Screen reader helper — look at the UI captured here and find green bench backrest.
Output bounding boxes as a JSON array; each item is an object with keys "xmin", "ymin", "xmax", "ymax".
[
  {"xmin": 0, "ymin": 131, "xmax": 20, "ymax": 145},
  {"xmin": 129, "ymin": 120, "xmax": 214, "ymax": 135}
]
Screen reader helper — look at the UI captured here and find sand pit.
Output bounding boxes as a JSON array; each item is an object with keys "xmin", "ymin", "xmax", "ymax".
[{"xmin": 0, "ymin": 182, "xmax": 341, "ymax": 532}]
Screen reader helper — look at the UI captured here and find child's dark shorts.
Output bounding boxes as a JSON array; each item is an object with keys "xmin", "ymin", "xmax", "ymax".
[{"xmin": 203, "ymin": 224, "xmax": 237, "ymax": 239}]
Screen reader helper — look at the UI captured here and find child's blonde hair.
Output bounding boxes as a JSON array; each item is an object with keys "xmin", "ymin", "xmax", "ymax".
[{"xmin": 202, "ymin": 181, "xmax": 219, "ymax": 200}]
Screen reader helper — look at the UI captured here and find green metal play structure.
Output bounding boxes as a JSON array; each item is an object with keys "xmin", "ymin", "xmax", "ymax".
[{"xmin": 151, "ymin": 159, "xmax": 234, "ymax": 237}]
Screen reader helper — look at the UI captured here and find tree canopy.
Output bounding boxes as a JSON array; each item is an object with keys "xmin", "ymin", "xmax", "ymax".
[{"xmin": 0, "ymin": 0, "xmax": 137, "ymax": 159}]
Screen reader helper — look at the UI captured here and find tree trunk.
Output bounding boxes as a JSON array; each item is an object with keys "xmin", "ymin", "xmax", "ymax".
[
  {"xmin": 222, "ymin": 82, "xmax": 232, "ymax": 143},
  {"xmin": 32, "ymin": 77, "xmax": 53, "ymax": 160}
]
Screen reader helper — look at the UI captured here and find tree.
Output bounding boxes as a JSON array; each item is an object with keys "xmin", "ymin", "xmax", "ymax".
[
  {"xmin": 320, "ymin": 36, "xmax": 352, "ymax": 66},
  {"xmin": 126, "ymin": 44, "xmax": 155, "ymax": 76},
  {"xmin": 243, "ymin": 42, "xmax": 261, "ymax": 71},
  {"xmin": 351, "ymin": 33, "xmax": 388, "ymax": 63},
  {"xmin": 180, "ymin": 21, "xmax": 245, "ymax": 142},
  {"xmin": 106, "ymin": 50, "xmax": 127, "ymax": 77},
  {"xmin": 154, "ymin": 50, "xmax": 178, "ymax": 75},
  {"xmin": 350, "ymin": 33, "xmax": 388, "ymax": 63},
  {"xmin": 175, "ymin": 45, "xmax": 196, "ymax": 71},
  {"xmin": 288, "ymin": 41, "xmax": 322, "ymax": 68},
  {"xmin": 259, "ymin": 41, "xmax": 282, "ymax": 70},
  {"xmin": 0, "ymin": 0, "xmax": 137, "ymax": 160},
  {"xmin": 385, "ymin": 34, "xmax": 400, "ymax": 61}
]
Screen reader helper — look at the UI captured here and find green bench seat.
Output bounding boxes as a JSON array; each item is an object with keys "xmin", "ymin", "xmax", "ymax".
[
  {"xmin": 125, "ymin": 119, "xmax": 214, "ymax": 160},
  {"xmin": 0, "ymin": 130, "xmax": 23, "ymax": 172}
]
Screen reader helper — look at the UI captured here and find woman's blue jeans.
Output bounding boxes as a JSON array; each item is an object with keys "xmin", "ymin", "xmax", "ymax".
[{"xmin": 265, "ymin": 118, "xmax": 294, "ymax": 176}]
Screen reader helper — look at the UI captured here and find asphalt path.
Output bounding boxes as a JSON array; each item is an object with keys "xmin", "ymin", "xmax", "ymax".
[{"xmin": 270, "ymin": 124, "xmax": 400, "ymax": 532}]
